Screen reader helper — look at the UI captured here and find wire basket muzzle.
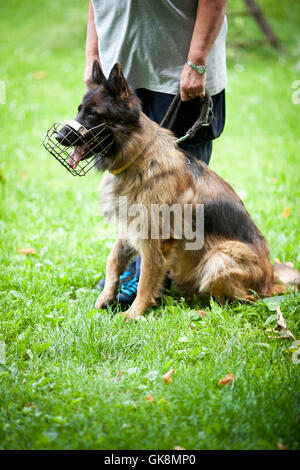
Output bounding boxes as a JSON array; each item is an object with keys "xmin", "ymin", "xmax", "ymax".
[{"xmin": 43, "ymin": 121, "xmax": 113, "ymax": 176}]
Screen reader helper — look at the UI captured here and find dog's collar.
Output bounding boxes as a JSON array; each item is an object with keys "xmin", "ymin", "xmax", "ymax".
[
  {"xmin": 110, "ymin": 130, "xmax": 155, "ymax": 175},
  {"xmin": 110, "ymin": 137, "xmax": 153, "ymax": 175},
  {"xmin": 110, "ymin": 151, "xmax": 143, "ymax": 175}
]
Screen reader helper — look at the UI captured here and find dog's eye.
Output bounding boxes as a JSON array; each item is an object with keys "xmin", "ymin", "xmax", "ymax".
[{"xmin": 87, "ymin": 110, "xmax": 98, "ymax": 118}]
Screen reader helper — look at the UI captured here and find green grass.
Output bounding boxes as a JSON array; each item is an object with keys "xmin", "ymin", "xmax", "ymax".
[{"xmin": 0, "ymin": 0, "xmax": 300, "ymax": 450}]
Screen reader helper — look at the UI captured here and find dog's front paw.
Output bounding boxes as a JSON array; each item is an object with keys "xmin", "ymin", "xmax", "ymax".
[
  {"xmin": 122, "ymin": 309, "xmax": 142, "ymax": 321},
  {"xmin": 122, "ymin": 297, "xmax": 156, "ymax": 321},
  {"xmin": 95, "ymin": 292, "xmax": 114, "ymax": 309}
]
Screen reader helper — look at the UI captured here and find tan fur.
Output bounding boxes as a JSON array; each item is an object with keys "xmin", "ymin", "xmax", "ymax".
[{"xmin": 95, "ymin": 112, "xmax": 288, "ymax": 319}]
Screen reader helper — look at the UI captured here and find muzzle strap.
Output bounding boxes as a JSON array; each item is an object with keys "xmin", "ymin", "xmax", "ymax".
[{"xmin": 65, "ymin": 119, "xmax": 89, "ymax": 137}]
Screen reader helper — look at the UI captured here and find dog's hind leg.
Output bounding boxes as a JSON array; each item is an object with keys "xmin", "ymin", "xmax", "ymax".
[
  {"xmin": 197, "ymin": 240, "xmax": 272, "ymax": 302},
  {"xmin": 95, "ymin": 238, "xmax": 136, "ymax": 309}
]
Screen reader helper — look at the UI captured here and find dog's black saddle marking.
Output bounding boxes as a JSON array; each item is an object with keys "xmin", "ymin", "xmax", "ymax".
[
  {"xmin": 203, "ymin": 198, "xmax": 263, "ymax": 245},
  {"xmin": 185, "ymin": 154, "xmax": 204, "ymax": 178},
  {"xmin": 185, "ymin": 155, "xmax": 263, "ymax": 246}
]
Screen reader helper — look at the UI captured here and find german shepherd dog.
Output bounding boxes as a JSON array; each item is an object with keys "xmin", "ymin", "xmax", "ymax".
[{"xmin": 57, "ymin": 61, "xmax": 299, "ymax": 320}]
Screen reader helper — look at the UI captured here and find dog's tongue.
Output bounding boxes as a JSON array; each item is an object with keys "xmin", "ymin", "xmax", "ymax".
[{"xmin": 68, "ymin": 147, "xmax": 84, "ymax": 169}]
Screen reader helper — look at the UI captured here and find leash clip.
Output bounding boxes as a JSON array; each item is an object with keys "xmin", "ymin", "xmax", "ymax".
[{"xmin": 174, "ymin": 132, "xmax": 191, "ymax": 147}]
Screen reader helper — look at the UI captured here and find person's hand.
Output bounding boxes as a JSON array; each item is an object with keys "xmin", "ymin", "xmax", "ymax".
[
  {"xmin": 180, "ymin": 62, "xmax": 206, "ymax": 102},
  {"xmin": 84, "ymin": 54, "xmax": 100, "ymax": 86}
]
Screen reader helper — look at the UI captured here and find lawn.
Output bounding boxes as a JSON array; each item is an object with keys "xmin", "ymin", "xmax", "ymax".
[{"xmin": 0, "ymin": 0, "xmax": 299, "ymax": 450}]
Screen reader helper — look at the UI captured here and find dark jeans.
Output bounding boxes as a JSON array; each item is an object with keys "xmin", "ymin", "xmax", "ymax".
[{"xmin": 135, "ymin": 88, "xmax": 226, "ymax": 165}]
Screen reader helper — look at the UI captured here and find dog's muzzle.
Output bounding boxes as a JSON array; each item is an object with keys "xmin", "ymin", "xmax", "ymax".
[{"xmin": 43, "ymin": 120, "xmax": 113, "ymax": 176}]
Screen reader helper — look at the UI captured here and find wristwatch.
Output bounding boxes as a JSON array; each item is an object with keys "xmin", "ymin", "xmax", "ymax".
[{"xmin": 187, "ymin": 59, "xmax": 207, "ymax": 75}]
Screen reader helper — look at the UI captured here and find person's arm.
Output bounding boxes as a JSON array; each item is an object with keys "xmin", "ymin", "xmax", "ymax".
[
  {"xmin": 84, "ymin": 0, "xmax": 100, "ymax": 86},
  {"xmin": 180, "ymin": 0, "xmax": 227, "ymax": 101}
]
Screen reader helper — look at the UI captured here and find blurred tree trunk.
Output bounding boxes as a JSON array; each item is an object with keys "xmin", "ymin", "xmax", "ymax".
[{"xmin": 244, "ymin": 0, "xmax": 285, "ymax": 52}]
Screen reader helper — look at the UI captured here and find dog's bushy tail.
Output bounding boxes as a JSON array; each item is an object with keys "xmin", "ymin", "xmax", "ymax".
[{"xmin": 271, "ymin": 262, "xmax": 300, "ymax": 295}]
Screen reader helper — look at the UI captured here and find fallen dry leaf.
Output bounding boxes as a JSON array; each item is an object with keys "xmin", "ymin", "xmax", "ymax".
[
  {"xmin": 23, "ymin": 402, "xmax": 36, "ymax": 409},
  {"xmin": 17, "ymin": 245, "xmax": 36, "ymax": 255},
  {"xmin": 277, "ymin": 306, "xmax": 287, "ymax": 329},
  {"xmin": 245, "ymin": 294, "xmax": 259, "ymax": 302},
  {"xmin": 218, "ymin": 373, "xmax": 234, "ymax": 386},
  {"xmin": 173, "ymin": 446, "xmax": 186, "ymax": 450},
  {"xmin": 267, "ymin": 306, "xmax": 295, "ymax": 339},
  {"xmin": 162, "ymin": 368, "xmax": 175, "ymax": 384},
  {"xmin": 277, "ymin": 442, "xmax": 288, "ymax": 450},
  {"xmin": 34, "ymin": 70, "xmax": 47, "ymax": 79},
  {"xmin": 146, "ymin": 395, "xmax": 155, "ymax": 403},
  {"xmin": 110, "ymin": 371, "xmax": 124, "ymax": 382},
  {"xmin": 195, "ymin": 310, "xmax": 207, "ymax": 317},
  {"xmin": 282, "ymin": 207, "xmax": 290, "ymax": 218}
]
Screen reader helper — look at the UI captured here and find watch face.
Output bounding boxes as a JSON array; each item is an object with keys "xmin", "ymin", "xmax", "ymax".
[{"xmin": 187, "ymin": 60, "xmax": 206, "ymax": 74}]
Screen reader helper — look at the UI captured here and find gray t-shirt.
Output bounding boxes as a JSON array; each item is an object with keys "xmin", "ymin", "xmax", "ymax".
[{"xmin": 92, "ymin": 0, "xmax": 227, "ymax": 96}]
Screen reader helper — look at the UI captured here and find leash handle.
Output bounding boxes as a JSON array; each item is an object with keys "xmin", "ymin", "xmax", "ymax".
[{"xmin": 160, "ymin": 91, "xmax": 214, "ymax": 146}]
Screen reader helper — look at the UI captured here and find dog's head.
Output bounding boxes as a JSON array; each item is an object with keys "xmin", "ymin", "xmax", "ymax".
[{"xmin": 56, "ymin": 61, "xmax": 141, "ymax": 170}]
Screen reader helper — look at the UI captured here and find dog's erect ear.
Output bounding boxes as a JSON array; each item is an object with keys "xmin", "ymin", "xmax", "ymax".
[
  {"xmin": 107, "ymin": 63, "xmax": 130, "ymax": 99},
  {"xmin": 91, "ymin": 60, "xmax": 105, "ymax": 85}
]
